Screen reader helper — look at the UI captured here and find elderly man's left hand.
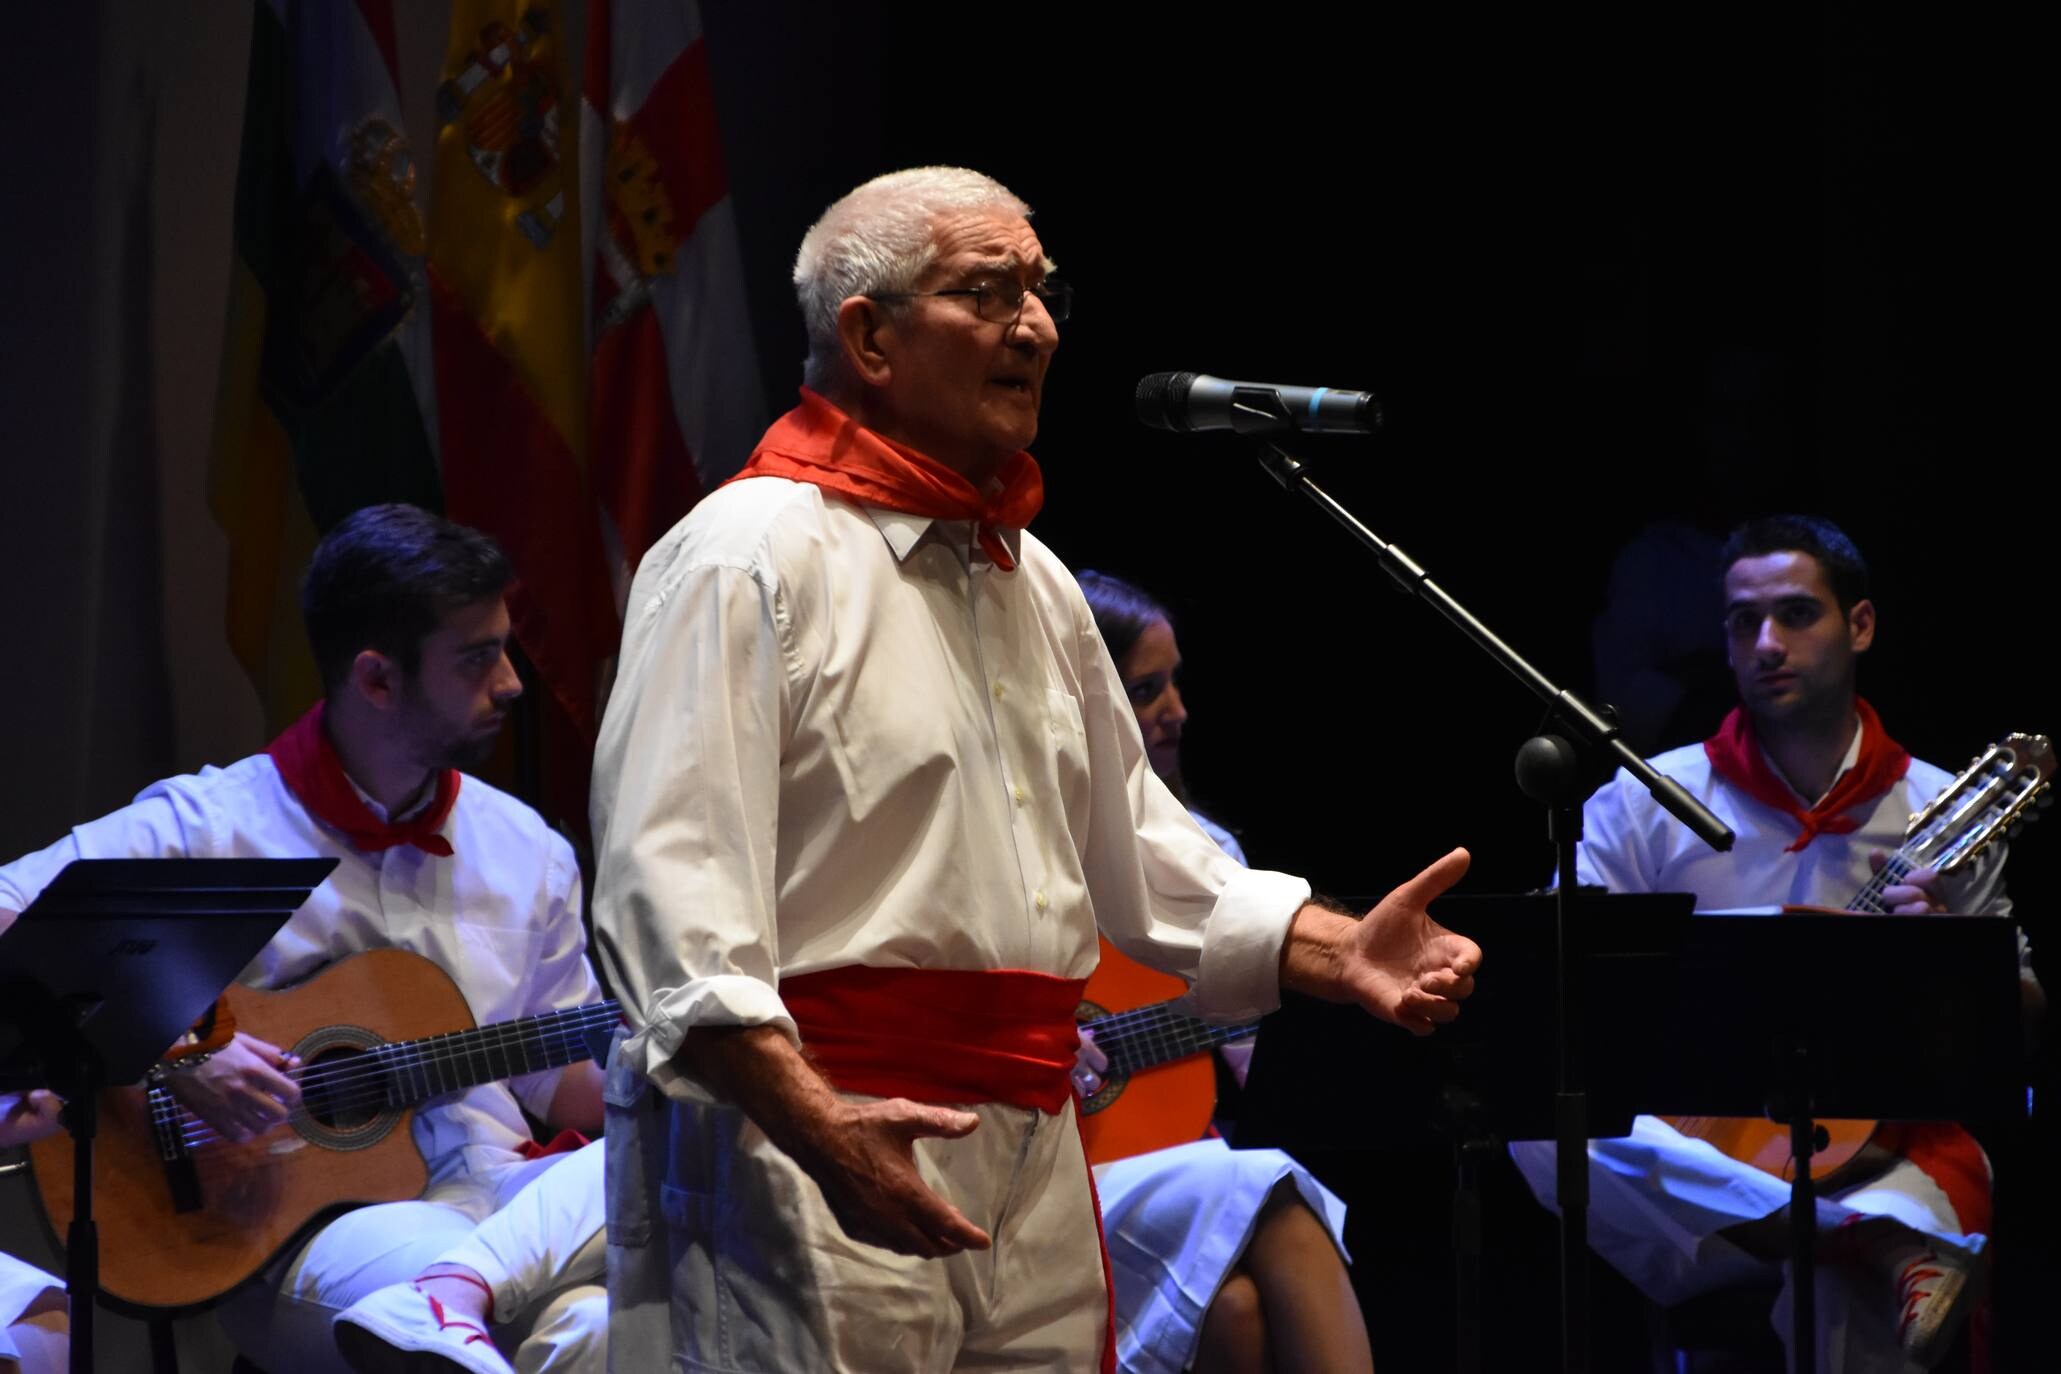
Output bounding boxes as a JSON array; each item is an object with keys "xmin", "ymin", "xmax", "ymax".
[{"xmin": 1280, "ymin": 848, "xmax": 1480, "ymax": 1034}]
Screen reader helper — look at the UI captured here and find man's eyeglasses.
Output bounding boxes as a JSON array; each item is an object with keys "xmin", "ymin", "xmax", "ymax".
[{"xmin": 869, "ymin": 277, "xmax": 1073, "ymax": 325}]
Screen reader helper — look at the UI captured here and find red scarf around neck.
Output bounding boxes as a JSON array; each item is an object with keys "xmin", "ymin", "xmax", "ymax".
[
  {"xmin": 1702, "ymin": 698, "xmax": 1909, "ymax": 852},
  {"xmin": 266, "ymin": 703, "xmax": 460, "ymax": 857},
  {"xmin": 730, "ymin": 387, "xmax": 1044, "ymax": 571}
]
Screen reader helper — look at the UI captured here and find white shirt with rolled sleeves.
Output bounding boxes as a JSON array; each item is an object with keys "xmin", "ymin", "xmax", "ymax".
[
  {"xmin": 591, "ymin": 475, "xmax": 1310, "ymax": 1099},
  {"xmin": 1574, "ymin": 734, "xmax": 2013, "ymax": 922},
  {"xmin": 590, "ymin": 476, "xmax": 1311, "ymax": 1370},
  {"xmin": 0, "ymin": 754, "xmax": 599, "ymax": 1183}
]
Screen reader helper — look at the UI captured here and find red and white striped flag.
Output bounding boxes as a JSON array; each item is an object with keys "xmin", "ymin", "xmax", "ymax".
[{"xmin": 581, "ymin": 0, "xmax": 766, "ymax": 605}]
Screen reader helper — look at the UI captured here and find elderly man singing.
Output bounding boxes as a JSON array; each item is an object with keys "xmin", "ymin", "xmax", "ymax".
[{"xmin": 590, "ymin": 166, "xmax": 1482, "ymax": 1372}]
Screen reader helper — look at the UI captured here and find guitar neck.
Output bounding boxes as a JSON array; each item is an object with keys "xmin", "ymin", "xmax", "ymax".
[
  {"xmin": 367, "ymin": 1000, "xmax": 621, "ymax": 1108},
  {"xmin": 1086, "ymin": 1000, "xmax": 1260, "ymax": 1076},
  {"xmin": 1845, "ymin": 850, "xmax": 1917, "ymax": 915}
]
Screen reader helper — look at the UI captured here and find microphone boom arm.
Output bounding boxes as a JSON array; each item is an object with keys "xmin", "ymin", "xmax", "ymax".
[{"xmin": 1254, "ymin": 442, "xmax": 1732, "ymax": 851}]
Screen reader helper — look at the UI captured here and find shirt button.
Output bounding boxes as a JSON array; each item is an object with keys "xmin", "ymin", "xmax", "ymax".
[
  {"xmin": 1013, "ymin": 785, "xmax": 1027, "ymax": 804},
  {"xmin": 1034, "ymin": 890, "xmax": 1049, "ymax": 910},
  {"xmin": 993, "ymin": 681, "xmax": 1006, "ymax": 701}
]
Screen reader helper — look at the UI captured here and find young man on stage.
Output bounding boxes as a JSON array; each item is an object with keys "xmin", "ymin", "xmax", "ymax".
[
  {"xmin": 1513, "ymin": 514, "xmax": 2034, "ymax": 1372},
  {"xmin": 0, "ymin": 505, "xmax": 608, "ymax": 1374}
]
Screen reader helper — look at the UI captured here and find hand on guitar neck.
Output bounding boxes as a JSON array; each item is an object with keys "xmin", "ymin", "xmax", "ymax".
[
  {"xmin": 1865, "ymin": 850, "xmax": 1947, "ymax": 914},
  {"xmin": 163, "ymin": 1033, "xmax": 304, "ymax": 1144}
]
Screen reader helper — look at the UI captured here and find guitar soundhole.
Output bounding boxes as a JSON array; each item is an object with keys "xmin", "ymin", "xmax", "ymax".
[
  {"xmin": 301, "ymin": 1046, "xmax": 381, "ymax": 1130},
  {"xmin": 289, "ymin": 1024, "xmax": 402, "ymax": 1151}
]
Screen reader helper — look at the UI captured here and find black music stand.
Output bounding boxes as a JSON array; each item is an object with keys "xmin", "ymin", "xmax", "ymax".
[
  {"xmin": 0, "ymin": 857, "xmax": 337, "ymax": 1374},
  {"xmin": 1240, "ymin": 891, "xmax": 1695, "ymax": 1374},
  {"xmin": 1241, "ymin": 896, "xmax": 2025, "ymax": 1374},
  {"xmin": 1642, "ymin": 911, "xmax": 2024, "ymax": 1373}
]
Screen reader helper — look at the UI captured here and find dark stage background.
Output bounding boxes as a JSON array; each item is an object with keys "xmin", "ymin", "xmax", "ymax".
[{"xmin": 1, "ymin": 1, "xmax": 2049, "ymax": 1368}]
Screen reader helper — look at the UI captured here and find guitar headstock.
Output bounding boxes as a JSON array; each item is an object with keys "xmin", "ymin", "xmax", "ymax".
[{"xmin": 1904, "ymin": 733, "xmax": 2056, "ymax": 874}]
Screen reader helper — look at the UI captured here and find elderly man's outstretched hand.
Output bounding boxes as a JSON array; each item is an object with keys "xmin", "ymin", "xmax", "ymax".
[{"xmin": 1281, "ymin": 847, "xmax": 1480, "ymax": 1034}]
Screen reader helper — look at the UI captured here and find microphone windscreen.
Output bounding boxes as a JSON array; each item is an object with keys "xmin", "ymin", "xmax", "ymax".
[{"xmin": 1134, "ymin": 371, "xmax": 1196, "ymax": 430}]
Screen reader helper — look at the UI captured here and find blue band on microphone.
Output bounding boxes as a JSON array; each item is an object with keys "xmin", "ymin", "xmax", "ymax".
[{"xmin": 1308, "ymin": 388, "xmax": 1329, "ymax": 423}]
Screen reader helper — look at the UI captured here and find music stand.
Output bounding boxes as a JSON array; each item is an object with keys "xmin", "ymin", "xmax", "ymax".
[
  {"xmin": 0, "ymin": 857, "xmax": 337, "ymax": 1374},
  {"xmin": 1641, "ymin": 911, "xmax": 2023, "ymax": 1372},
  {"xmin": 1242, "ymin": 897, "xmax": 2025, "ymax": 1374},
  {"xmin": 1239, "ymin": 891, "xmax": 1694, "ymax": 1374}
]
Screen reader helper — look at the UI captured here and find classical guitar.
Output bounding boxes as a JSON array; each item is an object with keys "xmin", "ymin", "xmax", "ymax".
[
  {"xmin": 28, "ymin": 947, "xmax": 619, "ymax": 1313},
  {"xmin": 1075, "ymin": 937, "xmax": 1260, "ymax": 1165},
  {"xmin": 1663, "ymin": 732, "xmax": 2054, "ymax": 1185}
]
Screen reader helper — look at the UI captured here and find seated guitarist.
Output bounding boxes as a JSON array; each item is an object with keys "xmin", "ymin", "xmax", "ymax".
[
  {"xmin": 1510, "ymin": 514, "xmax": 2040, "ymax": 1373},
  {"xmin": 0, "ymin": 505, "xmax": 608, "ymax": 1374}
]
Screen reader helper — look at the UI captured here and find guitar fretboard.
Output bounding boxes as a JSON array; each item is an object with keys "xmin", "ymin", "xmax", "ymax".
[
  {"xmin": 1086, "ymin": 1001, "xmax": 1260, "ymax": 1076},
  {"xmin": 367, "ymin": 1000, "xmax": 623, "ymax": 1107},
  {"xmin": 157, "ymin": 1000, "xmax": 624, "ymax": 1158},
  {"xmin": 1845, "ymin": 852, "xmax": 1913, "ymax": 915}
]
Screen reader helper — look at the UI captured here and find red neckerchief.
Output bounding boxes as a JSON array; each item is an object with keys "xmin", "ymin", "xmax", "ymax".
[
  {"xmin": 266, "ymin": 703, "xmax": 460, "ymax": 857},
  {"xmin": 1702, "ymin": 698, "xmax": 1910, "ymax": 853},
  {"xmin": 729, "ymin": 387, "xmax": 1044, "ymax": 571}
]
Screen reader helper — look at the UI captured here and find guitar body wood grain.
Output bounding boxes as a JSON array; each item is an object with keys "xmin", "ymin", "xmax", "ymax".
[
  {"xmin": 29, "ymin": 948, "xmax": 472, "ymax": 1313},
  {"xmin": 1076, "ymin": 938, "xmax": 1220, "ymax": 1166}
]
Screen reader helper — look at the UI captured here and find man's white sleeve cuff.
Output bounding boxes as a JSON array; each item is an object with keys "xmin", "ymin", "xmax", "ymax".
[
  {"xmin": 1190, "ymin": 866, "xmax": 1311, "ymax": 1023},
  {"xmin": 623, "ymin": 974, "xmax": 801, "ymax": 1105}
]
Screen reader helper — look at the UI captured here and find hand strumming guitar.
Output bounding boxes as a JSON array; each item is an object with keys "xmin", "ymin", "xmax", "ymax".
[
  {"xmin": 163, "ymin": 1031, "xmax": 302, "ymax": 1143},
  {"xmin": 0, "ymin": 1089, "xmax": 64, "ymax": 1148},
  {"xmin": 1072, "ymin": 1026, "xmax": 1108, "ymax": 1100}
]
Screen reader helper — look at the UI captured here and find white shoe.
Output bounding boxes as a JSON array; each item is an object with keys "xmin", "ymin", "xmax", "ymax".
[
  {"xmin": 1892, "ymin": 1244, "xmax": 1981, "ymax": 1371},
  {"xmin": 334, "ymin": 1280, "xmax": 515, "ymax": 1374}
]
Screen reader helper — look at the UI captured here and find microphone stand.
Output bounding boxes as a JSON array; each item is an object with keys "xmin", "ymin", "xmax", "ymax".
[{"xmin": 1251, "ymin": 440, "xmax": 1733, "ymax": 1374}]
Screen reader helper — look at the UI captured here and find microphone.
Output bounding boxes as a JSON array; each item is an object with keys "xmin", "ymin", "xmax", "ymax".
[{"xmin": 1135, "ymin": 371, "xmax": 1383, "ymax": 436}]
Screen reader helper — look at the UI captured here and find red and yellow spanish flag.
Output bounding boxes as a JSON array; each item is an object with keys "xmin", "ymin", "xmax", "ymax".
[
  {"xmin": 213, "ymin": 0, "xmax": 760, "ymax": 836},
  {"xmin": 427, "ymin": 0, "xmax": 618, "ymax": 836}
]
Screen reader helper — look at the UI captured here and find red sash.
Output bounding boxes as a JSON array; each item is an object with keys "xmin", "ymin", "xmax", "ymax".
[
  {"xmin": 780, "ymin": 965, "xmax": 1083, "ymax": 1113},
  {"xmin": 266, "ymin": 703, "xmax": 460, "ymax": 857},
  {"xmin": 730, "ymin": 388, "xmax": 1043, "ymax": 571},
  {"xmin": 1703, "ymin": 699, "xmax": 1910, "ymax": 853},
  {"xmin": 781, "ymin": 964, "xmax": 1115, "ymax": 1373}
]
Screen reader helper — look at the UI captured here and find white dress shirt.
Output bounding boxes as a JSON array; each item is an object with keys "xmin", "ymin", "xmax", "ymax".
[
  {"xmin": 1577, "ymin": 735, "xmax": 2012, "ymax": 919},
  {"xmin": 0, "ymin": 755, "xmax": 600, "ymax": 1181},
  {"xmin": 591, "ymin": 477, "xmax": 1311, "ymax": 1102}
]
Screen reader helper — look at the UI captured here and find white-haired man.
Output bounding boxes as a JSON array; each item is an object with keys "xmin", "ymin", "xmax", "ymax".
[{"xmin": 590, "ymin": 166, "xmax": 1484, "ymax": 1372}]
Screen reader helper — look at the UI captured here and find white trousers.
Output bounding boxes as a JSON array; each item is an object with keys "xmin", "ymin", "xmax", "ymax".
[
  {"xmin": 1093, "ymin": 1140, "xmax": 1350, "ymax": 1374},
  {"xmin": 1510, "ymin": 1116, "xmax": 1983, "ymax": 1374},
  {"xmin": 604, "ymin": 1053, "xmax": 1109, "ymax": 1373},
  {"xmin": 0, "ymin": 1254, "xmax": 63, "ymax": 1372},
  {"xmin": 219, "ymin": 1144, "xmax": 607, "ymax": 1374}
]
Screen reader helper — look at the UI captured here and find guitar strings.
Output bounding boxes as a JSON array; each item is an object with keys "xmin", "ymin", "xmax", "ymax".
[
  {"xmin": 175, "ymin": 1011, "xmax": 622, "ymax": 1149},
  {"xmin": 171, "ymin": 998, "xmax": 1251, "ymax": 1149},
  {"xmin": 174, "ymin": 1011, "xmax": 620, "ymax": 1150},
  {"xmin": 171, "ymin": 1004, "xmax": 623, "ymax": 1151},
  {"xmin": 1085, "ymin": 1005, "xmax": 1258, "ymax": 1074}
]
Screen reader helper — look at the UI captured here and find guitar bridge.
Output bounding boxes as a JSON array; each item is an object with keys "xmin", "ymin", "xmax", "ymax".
[{"xmin": 146, "ymin": 1078, "xmax": 204, "ymax": 1214}]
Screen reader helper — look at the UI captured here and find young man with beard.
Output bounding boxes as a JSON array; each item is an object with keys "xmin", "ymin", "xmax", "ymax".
[
  {"xmin": 0, "ymin": 504, "xmax": 607, "ymax": 1374},
  {"xmin": 1513, "ymin": 514, "xmax": 2036, "ymax": 1373}
]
